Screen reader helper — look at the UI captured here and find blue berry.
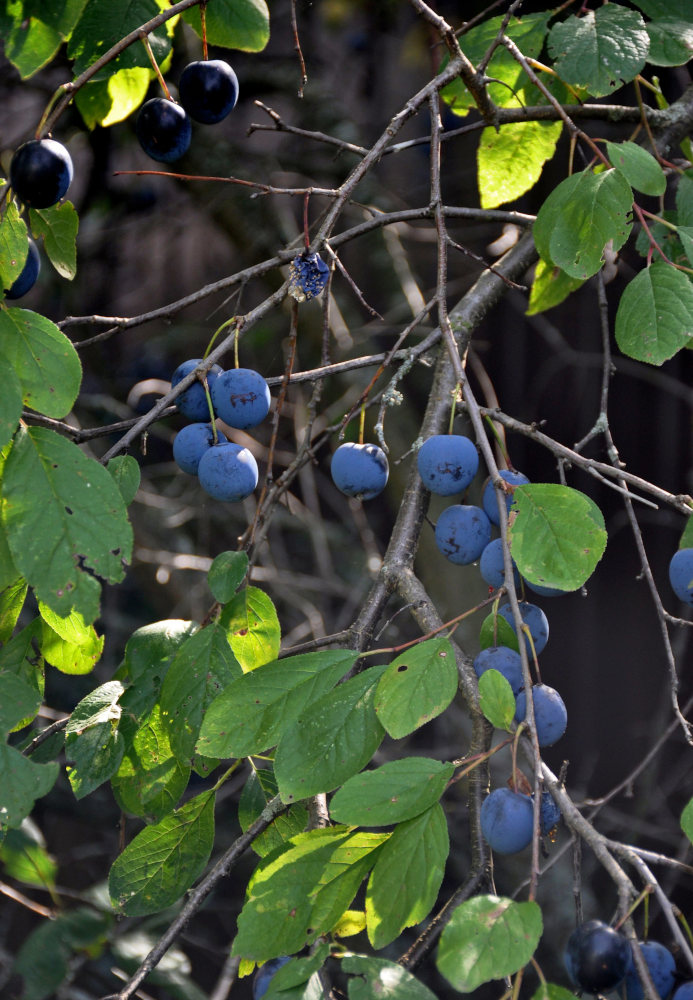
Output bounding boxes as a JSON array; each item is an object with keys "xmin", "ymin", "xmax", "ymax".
[
  {"xmin": 482, "ymin": 469, "xmax": 530, "ymax": 525},
  {"xmin": 537, "ymin": 790, "xmax": 561, "ymax": 835},
  {"xmin": 10, "ymin": 138, "xmax": 73, "ymax": 208},
  {"xmin": 171, "ymin": 359, "xmax": 223, "ymax": 422},
  {"xmin": 624, "ymin": 941, "xmax": 676, "ymax": 1000},
  {"xmin": 434, "ymin": 504, "xmax": 491, "ymax": 565},
  {"xmin": 524, "ymin": 578, "xmax": 569, "ymax": 598},
  {"xmin": 331, "ymin": 442, "xmax": 388, "ymax": 500},
  {"xmin": 211, "ymin": 368, "xmax": 271, "ymax": 430},
  {"xmin": 669, "ymin": 547, "xmax": 693, "ymax": 606},
  {"xmin": 480, "ymin": 787, "xmax": 533, "ymax": 854},
  {"xmin": 179, "ymin": 59, "xmax": 239, "ymax": 124},
  {"xmin": 480, "ymin": 538, "xmax": 520, "ymax": 590},
  {"xmin": 497, "ymin": 601, "xmax": 549, "ymax": 655},
  {"xmin": 5, "ymin": 238, "xmax": 40, "ymax": 299},
  {"xmin": 564, "ymin": 920, "xmax": 632, "ymax": 994},
  {"xmin": 473, "ymin": 645, "xmax": 524, "ymax": 695},
  {"xmin": 136, "ymin": 98, "xmax": 192, "ymax": 163},
  {"xmin": 515, "ymin": 683, "xmax": 567, "ymax": 746},
  {"xmin": 198, "ymin": 442, "xmax": 258, "ymax": 502},
  {"xmin": 173, "ymin": 423, "xmax": 227, "ymax": 475},
  {"xmin": 253, "ymin": 957, "xmax": 292, "ymax": 1000},
  {"xmin": 673, "ymin": 984, "xmax": 693, "ymax": 1000},
  {"xmin": 288, "ymin": 252, "xmax": 330, "ymax": 301},
  {"xmin": 416, "ymin": 434, "xmax": 478, "ymax": 495}
]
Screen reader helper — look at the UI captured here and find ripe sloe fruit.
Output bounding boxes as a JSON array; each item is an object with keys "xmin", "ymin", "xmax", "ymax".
[
  {"xmin": 479, "ymin": 538, "xmax": 520, "ymax": 590},
  {"xmin": 537, "ymin": 790, "xmax": 561, "ymax": 835},
  {"xmin": 288, "ymin": 252, "xmax": 330, "ymax": 301},
  {"xmin": 173, "ymin": 423, "xmax": 227, "ymax": 475},
  {"xmin": 434, "ymin": 504, "xmax": 491, "ymax": 565},
  {"xmin": 669, "ymin": 548, "xmax": 693, "ymax": 606},
  {"xmin": 179, "ymin": 59, "xmax": 239, "ymax": 123},
  {"xmin": 480, "ymin": 787, "xmax": 533, "ymax": 854},
  {"xmin": 171, "ymin": 360, "xmax": 223, "ymax": 421},
  {"xmin": 515, "ymin": 683, "xmax": 567, "ymax": 746},
  {"xmin": 198, "ymin": 442, "xmax": 258, "ymax": 502},
  {"xmin": 5, "ymin": 239, "xmax": 40, "ymax": 299},
  {"xmin": 253, "ymin": 957, "xmax": 292, "ymax": 1000},
  {"xmin": 10, "ymin": 138, "xmax": 73, "ymax": 208},
  {"xmin": 497, "ymin": 601, "xmax": 549, "ymax": 655},
  {"xmin": 564, "ymin": 920, "xmax": 632, "ymax": 994},
  {"xmin": 331, "ymin": 442, "xmax": 389, "ymax": 500},
  {"xmin": 136, "ymin": 98, "xmax": 192, "ymax": 163},
  {"xmin": 211, "ymin": 368, "xmax": 271, "ymax": 430},
  {"xmin": 673, "ymin": 983, "xmax": 693, "ymax": 1000},
  {"xmin": 416, "ymin": 434, "xmax": 478, "ymax": 495},
  {"xmin": 482, "ymin": 469, "xmax": 530, "ymax": 525},
  {"xmin": 624, "ymin": 941, "xmax": 676, "ymax": 1000},
  {"xmin": 473, "ymin": 645, "xmax": 524, "ymax": 695}
]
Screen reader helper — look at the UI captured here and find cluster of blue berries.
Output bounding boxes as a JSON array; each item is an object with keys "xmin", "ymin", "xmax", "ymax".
[
  {"xmin": 136, "ymin": 59, "xmax": 239, "ymax": 164},
  {"xmin": 171, "ymin": 359, "xmax": 271, "ymax": 502}
]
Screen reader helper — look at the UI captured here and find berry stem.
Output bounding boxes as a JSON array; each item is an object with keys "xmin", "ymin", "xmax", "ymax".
[
  {"xmin": 358, "ymin": 404, "xmax": 366, "ymax": 446},
  {"xmin": 201, "ymin": 377, "xmax": 217, "ymax": 442},
  {"xmin": 140, "ymin": 32, "xmax": 172, "ymax": 101},
  {"xmin": 303, "ymin": 192, "xmax": 311, "ymax": 250},
  {"xmin": 447, "ymin": 384, "xmax": 459, "ymax": 435},
  {"xmin": 200, "ymin": 0, "xmax": 209, "ymax": 61},
  {"xmin": 203, "ymin": 315, "xmax": 239, "ymax": 359}
]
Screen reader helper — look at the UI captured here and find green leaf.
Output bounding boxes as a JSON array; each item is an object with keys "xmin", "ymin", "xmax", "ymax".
[
  {"xmin": 160, "ymin": 623, "xmax": 242, "ymax": 763},
  {"xmin": 232, "ymin": 827, "xmax": 387, "ymax": 961},
  {"xmin": 262, "ymin": 948, "xmax": 331, "ymax": 999},
  {"xmin": 645, "ymin": 19, "xmax": 693, "ymax": 67},
  {"xmin": 29, "ymin": 202, "xmax": 79, "ymax": 280},
  {"xmin": 681, "ymin": 797, "xmax": 693, "ymax": 845},
  {"xmin": 436, "ymin": 895, "xmax": 543, "ymax": 992},
  {"xmin": 67, "ymin": 0, "xmax": 175, "ymax": 77},
  {"xmin": 615, "ymin": 261, "xmax": 693, "ymax": 365},
  {"xmin": 374, "ymin": 637, "xmax": 458, "ymax": 739},
  {"xmin": 0, "ymin": 744, "xmax": 58, "ymax": 828},
  {"xmin": 548, "ymin": 7, "xmax": 649, "ymax": 98},
  {"xmin": 606, "ymin": 141, "xmax": 666, "ymax": 196},
  {"xmin": 74, "ymin": 66, "xmax": 151, "ymax": 128},
  {"xmin": 183, "ymin": 0, "xmax": 270, "ymax": 52},
  {"xmin": 533, "ymin": 169, "xmax": 633, "ymax": 279},
  {"xmin": 109, "ymin": 790, "xmax": 215, "ymax": 916},
  {"xmin": 22, "ymin": 0, "xmax": 90, "ymax": 37},
  {"xmin": 680, "ymin": 517, "xmax": 693, "ymax": 550},
  {"xmin": 274, "ymin": 665, "xmax": 387, "ymax": 802},
  {"xmin": 239, "ymin": 768, "xmax": 308, "ymax": 858},
  {"xmin": 0, "ymin": 671, "xmax": 42, "ymax": 734},
  {"xmin": 122, "ymin": 618, "xmax": 197, "ymax": 682},
  {"xmin": 479, "ymin": 612, "xmax": 519, "ymax": 652},
  {"xmin": 0, "ymin": 308, "xmax": 82, "ymax": 417},
  {"xmin": 478, "ymin": 670, "xmax": 516, "ymax": 730},
  {"xmin": 0, "ymin": 363, "xmax": 23, "ymax": 451},
  {"xmin": 0, "ymin": 619, "xmax": 44, "ymax": 732},
  {"xmin": 196, "ymin": 648, "xmax": 357, "ymax": 759},
  {"xmin": 39, "ymin": 603, "xmax": 104, "ymax": 674},
  {"xmin": 478, "ymin": 120, "xmax": 562, "ymax": 209},
  {"xmin": 65, "ymin": 681, "xmax": 125, "ymax": 798},
  {"xmin": 0, "ymin": 824, "xmax": 57, "ymax": 889},
  {"xmin": 208, "ymin": 550, "xmax": 249, "ymax": 602},
  {"xmin": 330, "ymin": 758, "xmax": 454, "ymax": 827},
  {"xmin": 676, "ymin": 173, "xmax": 693, "ymax": 226},
  {"xmin": 219, "ymin": 586, "xmax": 280, "ymax": 671},
  {"xmin": 633, "ymin": 0, "xmax": 692, "ymax": 16},
  {"xmin": 342, "ymin": 956, "xmax": 439, "ymax": 1000},
  {"xmin": 112, "ymin": 703, "xmax": 190, "ymax": 821},
  {"xmin": 0, "ymin": 577, "xmax": 28, "ymax": 642},
  {"xmin": 0, "ymin": 200, "xmax": 29, "ymax": 292},
  {"xmin": 531, "ymin": 985, "xmax": 577, "ymax": 1000},
  {"xmin": 107, "ymin": 454, "xmax": 141, "ymax": 506},
  {"xmin": 2, "ymin": 426, "xmax": 133, "ymax": 622},
  {"xmin": 365, "ymin": 803, "xmax": 449, "ymax": 949},
  {"xmin": 509, "ymin": 484, "xmax": 606, "ymax": 590},
  {"xmin": 678, "ymin": 226, "xmax": 693, "ymax": 269},
  {"xmin": 1, "ymin": 14, "xmax": 62, "ymax": 79},
  {"xmin": 527, "ymin": 257, "xmax": 585, "ymax": 316}
]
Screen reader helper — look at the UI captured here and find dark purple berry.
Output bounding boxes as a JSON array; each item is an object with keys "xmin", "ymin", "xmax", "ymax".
[
  {"xmin": 171, "ymin": 359, "xmax": 223, "ymax": 422},
  {"xmin": 288, "ymin": 252, "xmax": 330, "ymax": 301},
  {"xmin": 136, "ymin": 98, "xmax": 192, "ymax": 163},
  {"xmin": 564, "ymin": 920, "xmax": 632, "ymax": 994},
  {"xmin": 210, "ymin": 368, "xmax": 271, "ymax": 430},
  {"xmin": 417, "ymin": 434, "xmax": 479, "ymax": 495},
  {"xmin": 179, "ymin": 59, "xmax": 239, "ymax": 124},
  {"xmin": 198, "ymin": 442, "xmax": 258, "ymax": 502},
  {"xmin": 480, "ymin": 788, "xmax": 533, "ymax": 854},
  {"xmin": 5, "ymin": 239, "xmax": 40, "ymax": 299},
  {"xmin": 10, "ymin": 138, "xmax": 73, "ymax": 208},
  {"xmin": 331, "ymin": 442, "xmax": 389, "ymax": 500}
]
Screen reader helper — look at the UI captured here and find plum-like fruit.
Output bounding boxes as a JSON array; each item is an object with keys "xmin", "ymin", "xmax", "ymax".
[
  {"xmin": 479, "ymin": 538, "xmax": 520, "ymax": 590},
  {"xmin": 10, "ymin": 138, "xmax": 73, "ymax": 208},
  {"xmin": 253, "ymin": 956, "xmax": 292, "ymax": 1000},
  {"xmin": 515, "ymin": 683, "xmax": 567, "ymax": 746},
  {"xmin": 473, "ymin": 645, "xmax": 524, "ymax": 695},
  {"xmin": 624, "ymin": 941, "xmax": 676, "ymax": 1000},
  {"xmin": 480, "ymin": 787, "xmax": 533, "ymax": 854},
  {"xmin": 331, "ymin": 442, "xmax": 389, "ymax": 500},
  {"xmin": 211, "ymin": 368, "xmax": 271, "ymax": 430},
  {"xmin": 171, "ymin": 359, "xmax": 223, "ymax": 421},
  {"xmin": 434, "ymin": 504, "xmax": 491, "ymax": 565},
  {"xmin": 173, "ymin": 423, "xmax": 227, "ymax": 475},
  {"xmin": 564, "ymin": 920, "xmax": 632, "ymax": 994},
  {"xmin": 179, "ymin": 59, "xmax": 239, "ymax": 123},
  {"xmin": 497, "ymin": 600, "xmax": 549, "ymax": 655},
  {"xmin": 482, "ymin": 469, "xmax": 530, "ymax": 525},
  {"xmin": 5, "ymin": 238, "xmax": 40, "ymax": 299},
  {"xmin": 135, "ymin": 98, "xmax": 192, "ymax": 163},
  {"xmin": 537, "ymin": 790, "xmax": 561, "ymax": 835},
  {"xmin": 198, "ymin": 442, "xmax": 258, "ymax": 502},
  {"xmin": 669, "ymin": 547, "xmax": 693, "ymax": 606},
  {"xmin": 524, "ymin": 578, "xmax": 568, "ymax": 598},
  {"xmin": 673, "ymin": 983, "xmax": 693, "ymax": 1000},
  {"xmin": 417, "ymin": 434, "xmax": 478, "ymax": 495},
  {"xmin": 288, "ymin": 251, "xmax": 330, "ymax": 301}
]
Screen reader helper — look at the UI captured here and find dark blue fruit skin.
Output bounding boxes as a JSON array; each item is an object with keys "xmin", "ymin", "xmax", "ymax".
[
  {"xmin": 417, "ymin": 434, "xmax": 479, "ymax": 496},
  {"xmin": 482, "ymin": 469, "xmax": 530, "ymax": 525},
  {"xmin": 479, "ymin": 538, "xmax": 520, "ymax": 590},
  {"xmin": 135, "ymin": 98, "xmax": 192, "ymax": 163},
  {"xmin": 288, "ymin": 252, "xmax": 330, "ymax": 301},
  {"xmin": 5, "ymin": 239, "xmax": 40, "ymax": 299},
  {"xmin": 253, "ymin": 957, "xmax": 292, "ymax": 1000},
  {"xmin": 434, "ymin": 504, "xmax": 491, "ymax": 565},
  {"xmin": 673, "ymin": 982, "xmax": 693, "ymax": 1000},
  {"xmin": 564, "ymin": 920, "xmax": 632, "ymax": 994},
  {"xmin": 480, "ymin": 788, "xmax": 533, "ymax": 854},
  {"xmin": 331, "ymin": 442, "xmax": 389, "ymax": 500},
  {"xmin": 473, "ymin": 645, "xmax": 524, "ymax": 695},
  {"xmin": 515, "ymin": 683, "xmax": 567, "ymax": 747},
  {"xmin": 10, "ymin": 138, "xmax": 73, "ymax": 208},
  {"xmin": 624, "ymin": 941, "xmax": 676, "ymax": 1000},
  {"xmin": 197, "ymin": 442, "xmax": 258, "ymax": 502},
  {"xmin": 171, "ymin": 360, "xmax": 223, "ymax": 421},
  {"xmin": 211, "ymin": 368, "xmax": 271, "ymax": 430},
  {"xmin": 498, "ymin": 601, "xmax": 549, "ymax": 655},
  {"xmin": 669, "ymin": 548, "xmax": 693, "ymax": 606},
  {"xmin": 524, "ymin": 578, "xmax": 568, "ymax": 598},
  {"xmin": 537, "ymin": 790, "xmax": 561, "ymax": 835},
  {"xmin": 179, "ymin": 59, "xmax": 239, "ymax": 123},
  {"xmin": 172, "ymin": 423, "xmax": 227, "ymax": 475}
]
